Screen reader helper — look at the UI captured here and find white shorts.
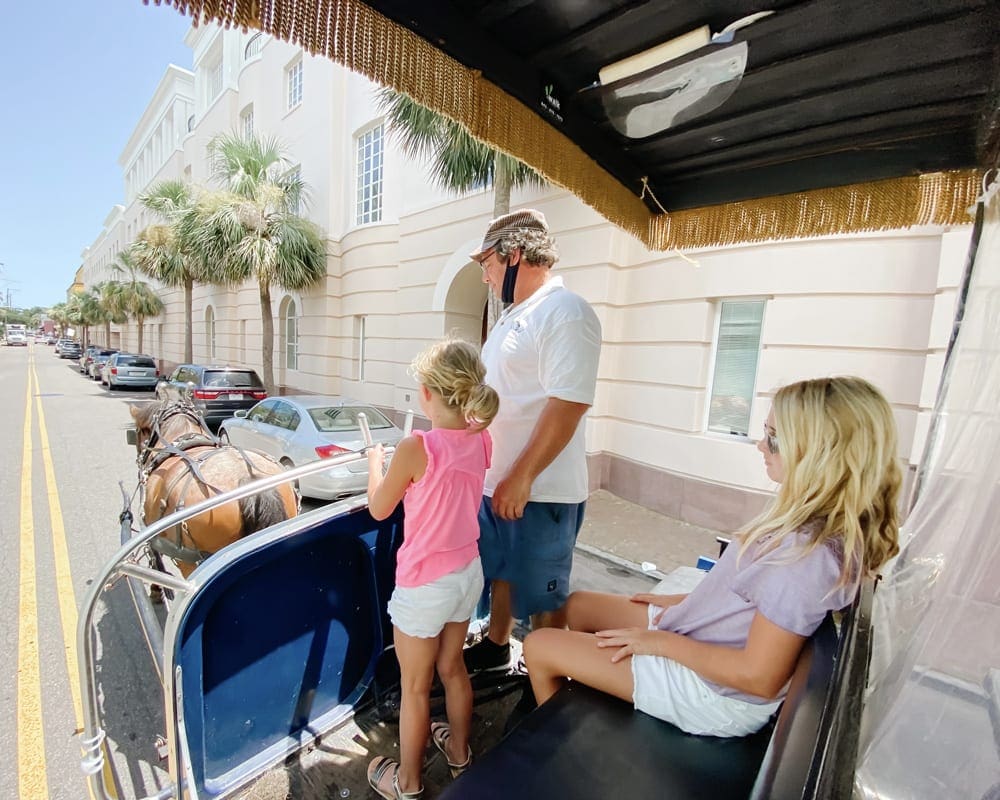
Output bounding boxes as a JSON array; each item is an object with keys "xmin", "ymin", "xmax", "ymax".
[
  {"xmin": 388, "ymin": 557, "xmax": 484, "ymax": 639},
  {"xmin": 631, "ymin": 605, "xmax": 783, "ymax": 737}
]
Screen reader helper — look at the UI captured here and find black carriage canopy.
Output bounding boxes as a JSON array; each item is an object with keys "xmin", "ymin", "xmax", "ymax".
[{"xmin": 149, "ymin": 0, "xmax": 999, "ymax": 250}]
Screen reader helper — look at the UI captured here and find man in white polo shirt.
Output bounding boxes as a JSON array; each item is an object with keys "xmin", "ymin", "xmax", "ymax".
[{"xmin": 464, "ymin": 208, "xmax": 602, "ymax": 673}]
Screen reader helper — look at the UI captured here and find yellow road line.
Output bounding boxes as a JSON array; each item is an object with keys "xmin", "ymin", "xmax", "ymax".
[
  {"xmin": 18, "ymin": 357, "xmax": 50, "ymax": 799},
  {"xmin": 31, "ymin": 358, "xmax": 113, "ymax": 800}
]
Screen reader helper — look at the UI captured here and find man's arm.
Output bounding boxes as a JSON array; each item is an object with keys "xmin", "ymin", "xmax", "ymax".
[{"xmin": 491, "ymin": 397, "xmax": 590, "ymax": 520}]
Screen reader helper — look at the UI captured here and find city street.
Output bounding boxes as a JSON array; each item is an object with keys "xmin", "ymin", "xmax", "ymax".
[{"xmin": 0, "ymin": 341, "xmax": 167, "ymax": 800}]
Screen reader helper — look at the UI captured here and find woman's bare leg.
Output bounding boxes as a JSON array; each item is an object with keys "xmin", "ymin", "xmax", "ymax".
[
  {"xmin": 523, "ymin": 628, "xmax": 634, "ymax": 706},
  {"xmin": 566, "ymin": 591, "xmax": 649, "ymax": 633},
  {"xmin": 436, "ymin": 620, "xmax": 474, "ymax": 763}
]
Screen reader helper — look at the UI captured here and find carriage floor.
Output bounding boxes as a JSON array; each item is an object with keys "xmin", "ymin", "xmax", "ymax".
[{"xmin": 227, "ymin": 547, "xmax": 658, "ymax": 800}]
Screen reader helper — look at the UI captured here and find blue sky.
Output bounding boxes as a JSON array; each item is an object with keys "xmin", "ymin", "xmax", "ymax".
[{"xmin": 0, "ymin": 1, "xmax": 193, "ymax": 310}]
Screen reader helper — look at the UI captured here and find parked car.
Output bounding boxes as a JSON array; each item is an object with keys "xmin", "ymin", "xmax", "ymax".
[
  {"xmin": 218, "ymin": 395, "xmax": 404, "ymax": 500},
  {"xmin": 80, "ymin": 346, "xmax": 116, "ymax": 374},
  {"xmin": 101, "ymin": 353, "xmax": 159, "ymax": 390},
  {"xmin": 45, "ymin": 334, "xmax": 57, "ymax": 345},
  {"xmin": 156, "ymin": 364, "xmax": 268, "ymax": 431},
  {"xmin": 55, "ymin": 338, "xmax": 75, "ymax": 355},
  {"xmin": 59, "ymin": 340, "xmax": 82, "ymax": 360},
  {"xmin": 87, "ymin": 349, "xmax": 119, "ymax": 380}
]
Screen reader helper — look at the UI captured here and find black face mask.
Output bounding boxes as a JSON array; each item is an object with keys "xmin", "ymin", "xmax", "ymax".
[{"xmin": 501, "ymin": 256, "xmax": 520, "ymax": 305}]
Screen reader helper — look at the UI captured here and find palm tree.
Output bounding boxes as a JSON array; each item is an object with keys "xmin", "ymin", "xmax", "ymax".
[
  {"xmin": 189, "ymin": 132, "xmax": 326, "ymax": 394},
  {"xmin": 132, "ymin": 180, "xmax": 201, "ymax": 362},
  {"xmin": 107, "ymin": 250, "xmax": 165, "ymax": 353},
  {"xmin": 49, "ymin": 303, "xmax": 68, "ymax": 337},
  {"xmin": 377, "ymin": 88, "xmax": 545, "ymax": 329},
  {"xmin": 95, "ymin": 283, "xmax": 127, "ymax": 348},
  {"xmin": 66, "ymin": 290, "xmax": 104, "ymax": 347}
]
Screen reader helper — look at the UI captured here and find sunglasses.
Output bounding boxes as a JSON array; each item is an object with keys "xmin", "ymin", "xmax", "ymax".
[
  {"xmin": 763, "ymin": 425, "xmax": 779, "ymax": 455},
  {"xmin": 477, "ymin": 250, "xmax": 496, "ymax": 270}
]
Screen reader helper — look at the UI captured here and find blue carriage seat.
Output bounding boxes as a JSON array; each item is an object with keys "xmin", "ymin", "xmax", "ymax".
[{"xmin": 165, "ymin": 502, "xmax": 404, "ymax": 798}]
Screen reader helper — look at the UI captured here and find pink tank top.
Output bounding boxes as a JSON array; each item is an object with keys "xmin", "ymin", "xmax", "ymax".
[{"xmin": 395, "ymin": 427, "xmax": 493, "ymax": 587}]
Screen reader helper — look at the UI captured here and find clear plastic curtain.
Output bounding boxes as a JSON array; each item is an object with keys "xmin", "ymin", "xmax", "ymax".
[{"xmin": 856, "ymin": 189, "xmax": 1000, "ymax": 798}]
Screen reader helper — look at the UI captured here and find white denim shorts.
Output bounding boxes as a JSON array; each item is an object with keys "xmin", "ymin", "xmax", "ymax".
[
  {"xmin": 631, "ymin": 605, "xmax": 783, "ymax": 737},
  {"xmin": 388, "ymin": 557, "xmax": 484, "ymax": 639}
]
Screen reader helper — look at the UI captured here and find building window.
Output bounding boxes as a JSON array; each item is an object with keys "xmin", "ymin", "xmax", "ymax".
[
  {"xmin": 355, "ymin": 125, "xmax": 383, "ymax": 225},
  {"xmin": 282, "ymin": 297, "xmax": 298, "ymax": 371},
  {"xmin": 241, "ymin": 104, "xmax": 254, "ymax": 139},
  {"xmin": 355, "ymin": 315, "xmax": 367, "ymax": 382},
  {"xmin": 206, "ymin": 305, "xmax": 217, "ymax": 361},
  {"xmin": 244, "ymin": 32, "xmax": 264, "ymax": 61},
  {"xmin": 209, "ymin": 60, "xmax": 224, "ymax": 102},
  {"xmin": 286, "ymin": 59, "xmax": 303, "ymax": 110},
  {"xmin": 187, "ymin": 114, "xmax": 196, "ymax": 132},
  {"xmin": 707, "ymin": 299, "xmax": 765, "ymax": 437}
]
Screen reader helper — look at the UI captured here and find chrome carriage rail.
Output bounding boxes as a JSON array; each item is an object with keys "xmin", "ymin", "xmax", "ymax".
[{"xmin": 77, "ymin": 412, "xmax": 410, "ymax": 800}]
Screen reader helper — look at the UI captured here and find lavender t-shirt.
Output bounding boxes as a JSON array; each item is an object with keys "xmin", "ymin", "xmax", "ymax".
[{"xmin": 655, "ymin": 523, "xmax": 856, "ymax": 703}]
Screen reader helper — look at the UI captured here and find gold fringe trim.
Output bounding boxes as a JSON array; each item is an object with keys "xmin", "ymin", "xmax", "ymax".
[{"xmin": 147, "ymin": 0, "xmax": 983, "ymax": 250}]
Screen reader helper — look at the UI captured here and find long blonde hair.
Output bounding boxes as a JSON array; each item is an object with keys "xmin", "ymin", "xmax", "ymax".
[
  {"xmin": 739, "ymin": 376, "xmax": 901, "ymax": 585},
  {"xmin": 411, "ymin": 339, "xmax": 499, "ymax": 431}
]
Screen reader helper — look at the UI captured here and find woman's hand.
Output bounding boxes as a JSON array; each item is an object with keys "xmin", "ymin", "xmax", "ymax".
[
  {"xmin": 629, "ymin": 592, "xmax": 685, "ymax": 625},
  {"xmin": 595, "ymin": 627, "xmax": 662, "ymax": 663}
]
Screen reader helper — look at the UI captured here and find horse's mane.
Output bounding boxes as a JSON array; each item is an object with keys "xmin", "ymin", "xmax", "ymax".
[
  {"xmin": 133, "ymin": 398, "xmax": 201, "ymax": 432},
  {"xmin": 132, "ymin": 400, "xmax": 163, "ymax": 430}
]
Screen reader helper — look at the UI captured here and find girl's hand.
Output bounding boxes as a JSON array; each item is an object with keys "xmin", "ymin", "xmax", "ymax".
[
  {"xmin": 595, "ymin": 627, "xmax": 658, "ymax": 663},
  {"xmin": 366, "ymin": 443, "xmax": 386, "ymax": 475}
]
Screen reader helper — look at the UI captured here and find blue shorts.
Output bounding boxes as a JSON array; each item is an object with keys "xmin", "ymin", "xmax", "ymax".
[{"xmin": 478, "ymin": 496, "xmax": 586, "ymax": 619}]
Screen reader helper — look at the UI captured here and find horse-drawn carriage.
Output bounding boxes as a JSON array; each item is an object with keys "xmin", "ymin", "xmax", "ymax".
[{"xmin": 78, "ymin": 1, "xmax": 999, "ymax": 798}]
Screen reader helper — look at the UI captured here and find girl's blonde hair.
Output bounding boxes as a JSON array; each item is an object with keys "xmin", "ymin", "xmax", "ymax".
[
  {"xmin": 411, "ymin": 339, "xmax": 499, "ymax": 431},
  {"xmin": 739, "ymin": 376, "xmax": 901, "ymax": 586}
]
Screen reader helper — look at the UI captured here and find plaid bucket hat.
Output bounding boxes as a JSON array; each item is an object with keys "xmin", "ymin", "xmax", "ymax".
[{"xmin": 469, "ymin": 209, "xmax": 549, "ymax": 260}]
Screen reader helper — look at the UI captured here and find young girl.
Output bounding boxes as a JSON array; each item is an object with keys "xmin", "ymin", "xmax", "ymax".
[
  {"xmin": 524, "ymin": 376, "xmax": 901, "ymax": 737},
  {"xmin": 366, "ymin": 339, "xmax": 499, "ymax": 800}
]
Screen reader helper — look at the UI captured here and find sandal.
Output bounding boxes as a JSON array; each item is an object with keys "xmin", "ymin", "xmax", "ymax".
[
  {"xmin": 430, "ymin": 722, "xmax": 472, "ymax": 778},
  {"xmin": 367, "ymin": 756, "xmax": 424, "ymax": 800}
]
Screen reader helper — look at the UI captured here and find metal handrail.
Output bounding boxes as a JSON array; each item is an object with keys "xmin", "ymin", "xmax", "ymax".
[{"xmin": 76, "ymin": 444, "xmax": 398, "ymax": 800}]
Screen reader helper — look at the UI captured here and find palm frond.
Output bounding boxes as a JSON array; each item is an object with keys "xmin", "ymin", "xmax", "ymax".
[{"xmin": 378, "ymin": 87, "xmax": 545, "ymax": 194}]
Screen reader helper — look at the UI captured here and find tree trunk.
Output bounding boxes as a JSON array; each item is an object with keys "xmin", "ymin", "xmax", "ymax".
[
  {"xmin": 137, "ymin": 316, "xmax": 145, "ymax": 353},
  {"xmin": 104, "ymin": 320, "xmax": 112, "ymax": 348},
  {"xmin": 486, "ymin": 161, "xmax": 514, "ymax": 333},
  {"xmin": 183, "ymin": 277, "xmax": 193, "ymax": 363},
  {"xmin": 259, "ymin": 281, "xmax": 275, "ymax": 395}
]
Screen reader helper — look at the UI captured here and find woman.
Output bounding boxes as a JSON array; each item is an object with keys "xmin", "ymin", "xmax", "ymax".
[{"xmin": 523, "ymin": 376, "xmax": 901, "ymax": 737}]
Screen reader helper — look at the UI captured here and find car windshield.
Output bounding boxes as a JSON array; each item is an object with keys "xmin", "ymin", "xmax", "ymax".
[
  {"xmin": 308, "ymin": 405, "xmax": 394, "ymax": 432},
  {"xmin": 118, "ymin": 356, "xmax": 156, "ymax": 367},
  {"xmin": 202, "ymin": 370, "xmax": 263, "ymax": 388}
]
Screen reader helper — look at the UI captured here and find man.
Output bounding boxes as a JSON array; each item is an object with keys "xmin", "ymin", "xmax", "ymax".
[{"xmin": 464, "ymin": 208, "xmax": 602, "ymax": 672}]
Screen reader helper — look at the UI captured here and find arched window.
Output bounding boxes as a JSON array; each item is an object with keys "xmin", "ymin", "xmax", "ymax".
[
  {"xmin": 281, "ymin": 297, "xmax": 298, "ymax": 370},
  {"xmin": 205, "ymin": 306, "xmax": 217, "ymax": 361}
]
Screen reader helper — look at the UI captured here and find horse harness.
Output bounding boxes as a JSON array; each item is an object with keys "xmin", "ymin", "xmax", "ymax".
[{"xmin": 138, "ymin": 402, "xmax": 277, "ymax": 566}]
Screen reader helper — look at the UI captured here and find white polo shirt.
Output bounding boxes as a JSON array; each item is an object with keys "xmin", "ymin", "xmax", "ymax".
[{"xmin": 481, "ymin": 276, "xmax": 601, "ymax": 503}]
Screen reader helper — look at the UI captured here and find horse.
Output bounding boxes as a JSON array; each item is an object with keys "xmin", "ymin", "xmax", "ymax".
[{"xmin": 129, "ymin": 398, "xmax": 299, "ymax": 581}]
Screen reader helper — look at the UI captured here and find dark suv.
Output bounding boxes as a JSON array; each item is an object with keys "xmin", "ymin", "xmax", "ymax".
[{"xmin": 156, "ymin": 364, "xmax": 267, "ymax": 431}]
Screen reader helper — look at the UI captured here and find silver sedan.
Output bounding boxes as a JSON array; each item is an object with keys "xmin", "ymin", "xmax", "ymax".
[{"xmin": 218, "ymin": 395, "xmax": 404, "ymax": 500}]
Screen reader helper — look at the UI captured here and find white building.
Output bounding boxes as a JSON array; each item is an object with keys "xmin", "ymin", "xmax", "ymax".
[{"xmin": 78, "ymin": 23, "xmax": 972, "ymax": 532}]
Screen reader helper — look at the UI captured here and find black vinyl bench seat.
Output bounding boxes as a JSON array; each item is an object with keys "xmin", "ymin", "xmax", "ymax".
[{"xmin": 440, "ymin": 584, "xmax": 873, "ymax": 800}]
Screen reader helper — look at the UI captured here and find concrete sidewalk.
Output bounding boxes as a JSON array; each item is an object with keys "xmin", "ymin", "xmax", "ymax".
[{"xmin": 577, "ymin": 489, "xmax": 729, "ymax": 577}]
